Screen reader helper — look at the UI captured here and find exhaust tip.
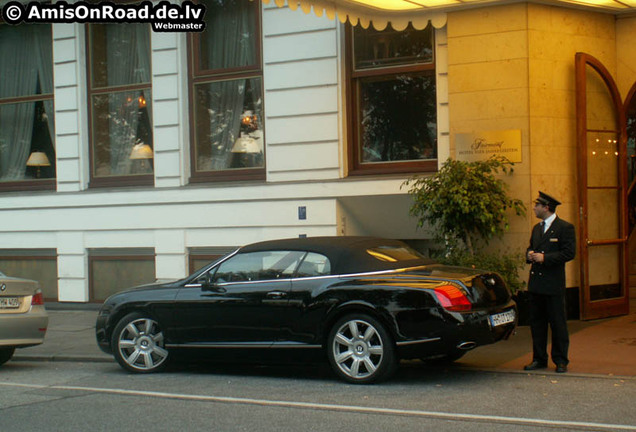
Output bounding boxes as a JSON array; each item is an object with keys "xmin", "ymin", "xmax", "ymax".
[{"xmin": 457, "ymin": 341, "xmax": 477, "ymax": 351}]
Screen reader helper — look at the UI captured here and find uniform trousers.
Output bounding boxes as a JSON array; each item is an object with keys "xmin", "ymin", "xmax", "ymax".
[{"xmin": 528, "ymin": 292, "xmax": 569, "ymax": 366}]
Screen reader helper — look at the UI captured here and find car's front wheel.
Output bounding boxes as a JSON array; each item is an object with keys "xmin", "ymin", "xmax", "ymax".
[
  {"xmin": 327, "ymin": 314, "xmax": 396, "ymax": 384},
  {"xmin": 111, "ymin": 312, "xmax": 169, "ymax": 373},
  {"xmin": 0, "ymin": 347, "xmax": 15, "ymax": 366}
]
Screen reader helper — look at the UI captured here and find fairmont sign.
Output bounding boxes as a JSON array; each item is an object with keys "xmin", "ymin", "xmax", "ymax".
[{"xmin": 455, "ymin": 130, "xmax": 522, "ymax": 163}]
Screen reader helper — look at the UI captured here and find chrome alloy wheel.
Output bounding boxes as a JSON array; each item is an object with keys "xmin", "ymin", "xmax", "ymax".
[
  {"xmin": 331, "ymin": 319, "xmax": 385, "ymax": 380},
  {"xmin": 116, "ymin": 317, "xmax": 168, "ymax": 372}
]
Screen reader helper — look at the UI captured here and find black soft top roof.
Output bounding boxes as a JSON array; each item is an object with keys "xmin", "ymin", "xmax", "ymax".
[{"xmin": 238, "ymin": 236, "xmax": 434, "ymax": 274}]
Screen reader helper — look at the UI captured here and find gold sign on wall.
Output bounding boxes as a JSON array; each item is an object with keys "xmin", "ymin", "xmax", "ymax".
[{"xmin": 455, "ymin": 130, "xmax": 522, "ymax": 163}]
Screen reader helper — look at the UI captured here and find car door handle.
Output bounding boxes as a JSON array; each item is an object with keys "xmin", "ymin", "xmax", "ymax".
[{"xmin": 266, "ymin": 291, "xmax": 287, "ymax": 299}]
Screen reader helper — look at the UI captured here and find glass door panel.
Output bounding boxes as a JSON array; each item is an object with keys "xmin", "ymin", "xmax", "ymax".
[
  {"xmin": 576, "ymin": 53, "xmax": 629, "ymax": 320},
  {"xmin": 587, "ymin": 132, "xmax": 619, "ymax": 188},
  {"xmin": 587, "ymin": 189, "xmax": 620, "ymax": 240},
  {"xmin": 588, "ymin": 244, "xmax": 622, "ymax": 301}
]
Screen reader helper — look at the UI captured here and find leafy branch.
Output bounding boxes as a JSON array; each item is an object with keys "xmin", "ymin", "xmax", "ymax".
[{"xmin": 403, "ymin": 156, "xmax": 526, "ymax": 256}]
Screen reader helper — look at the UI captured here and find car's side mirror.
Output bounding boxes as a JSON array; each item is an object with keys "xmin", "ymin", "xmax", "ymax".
[{"xmin": 201, "ymin": 272, "xmax": 226, "ymax": 293}]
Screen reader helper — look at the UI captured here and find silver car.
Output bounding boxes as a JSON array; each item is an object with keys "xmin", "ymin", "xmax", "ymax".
[{"xmin": 0, "ymin": 271, "xmax": 48, "ymax": 366}]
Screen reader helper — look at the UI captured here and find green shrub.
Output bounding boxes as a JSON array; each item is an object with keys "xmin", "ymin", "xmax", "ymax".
[{"xmin": 403, "ymin": 156, "xmax": 526, "ymax": 255}]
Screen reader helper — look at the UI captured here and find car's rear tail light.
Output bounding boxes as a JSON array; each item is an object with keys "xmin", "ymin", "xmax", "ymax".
[
  {"xmin": 31, "ymin": 291, "xmax": 44, "ymax": 306},
  {"xmin": 434, "ymin": 285, "xmax": 472, "ymax": 311}
]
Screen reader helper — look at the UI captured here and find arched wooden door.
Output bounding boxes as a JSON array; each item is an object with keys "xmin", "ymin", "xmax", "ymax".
[
  {"xmin": 575, "ymin": 53, "xmax": 629, "ymax": 320},
  {"xmin": 626, "ymin": 83, "xmax": 636, "ymax": 229}
]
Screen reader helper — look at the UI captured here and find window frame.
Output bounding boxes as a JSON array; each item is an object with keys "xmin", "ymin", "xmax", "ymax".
[
  {"xmin": 345, "ymin": 23, "xmax": 438, "ymax": 176},
  {"xmin": 187, "ymin": 0, "xmax": 265, "ymax": 183},
  {"xmin": 0, "ymin": 23, "xmax": 56, "ymax": 192},
  {"xmin": 86, "ymin": 23, "xmax": 154, "ymax": 189}
]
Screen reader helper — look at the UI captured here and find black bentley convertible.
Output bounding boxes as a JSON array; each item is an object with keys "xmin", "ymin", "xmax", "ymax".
[{"xmin": 96, "ymin": 237, "xmax": 517, "ymax": 383}]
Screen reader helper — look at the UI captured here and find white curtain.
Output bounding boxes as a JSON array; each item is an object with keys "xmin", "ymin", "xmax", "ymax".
[
  {"xmin": 201, "ymin": 0, "xmax": 255, "ymax": 170},
  {"xmin": 34, "ymin": 28, "xmax": 55, "ymax": 146},
  {"xmin": 203, "ymin": 80, "xmax": 245, "ymax": 170},
  {"xmin": 0, "ymin": 24, "xmax": 52, "ymax": 181},
  {"xmin": 104, "ymin": 23, "xmax": 151, "ymax": 175}
]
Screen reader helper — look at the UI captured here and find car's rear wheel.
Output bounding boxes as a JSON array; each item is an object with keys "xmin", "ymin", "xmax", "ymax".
[
  {"xmin": 0, "ymin": 347, "xmax": 15, "ymax": 366},
  {"xmin": 327, "ymin": 314, "xmax": 396, "ymax": 384},
  {"xmin": 111, "ymin": 312, "xmax": 169, "ymax": 373}
]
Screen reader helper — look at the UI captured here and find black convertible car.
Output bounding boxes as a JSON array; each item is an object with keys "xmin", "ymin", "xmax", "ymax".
[{"xmin": 96, "ymin": 237, "xmax": 517, "ymax": 383}]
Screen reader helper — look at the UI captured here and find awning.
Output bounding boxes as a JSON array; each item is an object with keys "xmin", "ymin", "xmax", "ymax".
[
  {"xmin": 262, "ymin": 0, "xmax": 449, "ymax": 30},
  {"xmin": 262, "ymin": 0, "xmax": 636, "ymax": 30}
]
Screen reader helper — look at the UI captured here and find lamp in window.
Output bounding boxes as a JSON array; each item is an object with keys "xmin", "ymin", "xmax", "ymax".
[
  {"xmin": 231, "ymin": 134, "xmax": 260, "ymax": 154},
  {"xmin": 26, "ymin": 151, "xmax": 51, "ymax": 178},
  {"xmin": 230, "ymin": 134, "xmax": 261, "ymax": 168},
  {"xmin": 129, "ymin": 142, "xmax": 153, "ymax": 160}
]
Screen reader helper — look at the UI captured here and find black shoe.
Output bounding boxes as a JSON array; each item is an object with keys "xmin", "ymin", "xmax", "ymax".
[
  {"xmin": 524, "ymin": 361, "xmax": 548, "ymax": 371},
  {"xmin": 556, "ymin": 364, "xmax": 567, "ymax": 373}
]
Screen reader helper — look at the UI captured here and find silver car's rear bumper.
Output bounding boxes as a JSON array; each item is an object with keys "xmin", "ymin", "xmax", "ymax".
[{"xmin": 0, "ymin": 305, "xmax": 48, "ymax": 348}]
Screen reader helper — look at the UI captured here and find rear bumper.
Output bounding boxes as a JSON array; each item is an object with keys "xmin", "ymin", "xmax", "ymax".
[
  {"xmin": 396, "ymin": 301, "xmax": 517, "ymax": 359},
  {"xmin": 0, "ymin": 306, "xmax": 48, "ymax": 348}
]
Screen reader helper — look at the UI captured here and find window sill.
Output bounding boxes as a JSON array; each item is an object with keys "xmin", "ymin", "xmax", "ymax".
[
  {"xmin": 89, "ymin": 175, "xmax": 154, "ymax": 189},
  {"xmin": 348, "ymin": 160, "xmax": 438, "ymax": 177},
  {"xmin": 0, "ymin": 179, "xmax": 56, "ymax": 193},
  {"xmin": 190, "ymin": 169, "xmax": 266, "ymax": 184}
]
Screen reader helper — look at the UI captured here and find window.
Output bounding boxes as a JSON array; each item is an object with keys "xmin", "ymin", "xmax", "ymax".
[
  {"xmin": 296, "ymin": 252, "xmax": 331, "ymax": 277},
  {"xmin": 0, "ymin": 24, "xmax": 55, "ymax": 191},
  {"xmin": 189, "ymin": 0, "xmax": 264, "ymax": 183},
  {"xmin": 211, "ymin": 251, "xmax": 305, "ymax": 283},
  {"xmin": 346, "ymin": 23, "xmax": 437, "ymax": 175},
  {"xmin": 87, "ymin": 23, "xmax": 153, "ymax": 187},
  {"xmin": 88, "ymin": 249, "xmax": 156, "ymax": 302}
]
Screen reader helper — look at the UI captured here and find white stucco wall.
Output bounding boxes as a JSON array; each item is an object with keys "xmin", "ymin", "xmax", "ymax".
[
  {"xmin": 263, "ymin": 4, "xmax": 342, "ymax": 181},
  {"xmin": 0, "ymin": 5, "xmax": 448, "ymax": 302}
]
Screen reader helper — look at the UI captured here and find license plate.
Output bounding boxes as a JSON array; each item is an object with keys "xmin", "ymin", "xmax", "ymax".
[
  {"xmin": 489, "ymin": 309, "xmax": 516, "ymax": 327},
  {"xmin": 0, "ymin": 297, "xmax": 21, "ymax": 309}
]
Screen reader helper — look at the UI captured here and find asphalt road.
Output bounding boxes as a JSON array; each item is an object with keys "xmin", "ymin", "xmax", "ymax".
[{"xmin": 0, "ymin": 360, "xmax": 634, "ymax": 432}]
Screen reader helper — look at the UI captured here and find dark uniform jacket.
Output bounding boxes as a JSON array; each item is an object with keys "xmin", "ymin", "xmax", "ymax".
[{"xmin": 526, "ymin": 216, "xmax": 576, "ymax": 295}]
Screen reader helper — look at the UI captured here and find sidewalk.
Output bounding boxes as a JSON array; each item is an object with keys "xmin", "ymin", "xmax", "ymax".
[
  {"xmin": 458, "ymin": 312, "xmax": 636, "ymax": 377},
  {"xmin": 12, "ymin": 304, "xmax": 636, "ymax": 378}
]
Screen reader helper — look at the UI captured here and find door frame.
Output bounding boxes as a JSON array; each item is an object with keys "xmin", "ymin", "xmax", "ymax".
[{"xmin": 575, "ymin": 52, "xmax": 630, "ymax": 320}]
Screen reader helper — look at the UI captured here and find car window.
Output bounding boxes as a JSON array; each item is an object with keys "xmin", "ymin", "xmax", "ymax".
[
  {"xmin": 212, "ymin": 251, "xmax": 306, "ymax": 283},
  {"xmin": 296, "ymin": 252, "xmax": 331, "ymax": 277}
]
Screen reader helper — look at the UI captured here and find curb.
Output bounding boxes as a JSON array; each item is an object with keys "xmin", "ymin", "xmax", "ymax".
[
  {"xmin": 12, "ymin": 354, "xmax": 636, "ymax": 381},
  {"xmin": 12, "ymin": 354, "xmax": 113, "ymax": 363}
]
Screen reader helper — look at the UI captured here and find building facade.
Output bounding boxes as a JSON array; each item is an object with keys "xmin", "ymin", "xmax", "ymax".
[{"xmin": 0, "ymin": 1, "xmax": 634, "ymax": 318}]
